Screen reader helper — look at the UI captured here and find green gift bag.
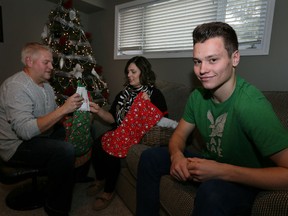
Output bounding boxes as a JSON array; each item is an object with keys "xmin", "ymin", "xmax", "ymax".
[{"xmin": 63, "ymin": 82, "xmax": 92, "ymax": 167}]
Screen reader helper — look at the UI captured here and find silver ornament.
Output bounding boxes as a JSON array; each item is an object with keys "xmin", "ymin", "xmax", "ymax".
[{"xmin": 60, "ymin": 57, "xmax": 64, "ymax": 69}]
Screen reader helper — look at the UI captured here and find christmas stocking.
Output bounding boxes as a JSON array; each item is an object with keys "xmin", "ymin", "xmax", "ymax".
[
  {"xmin": 101, "ymin": 92, "xmax": 164, "ymax": 158},
  {"xmin": 63, "ymin": 82, "xmax": 92, "ymax": 167}
]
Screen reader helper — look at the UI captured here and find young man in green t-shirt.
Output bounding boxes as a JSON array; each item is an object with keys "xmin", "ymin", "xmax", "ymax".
[{"xmin": 136, "ymin": 22, "xmax": 288, "ymax": 216}]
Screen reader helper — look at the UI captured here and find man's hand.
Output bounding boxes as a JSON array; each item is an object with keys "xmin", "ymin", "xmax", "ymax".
[
  {"xmin": 187, "ymin": 158, "xmax": 224, "ymax": 182},
  {"xmin": 62, "ymin": 93, "xmax": 83, "ymax": 114},
  {"xmin": 170, "ymin": 152, "xmax": 191, "ymax": 181},
  {"xmin": 37, "ymin": 93, "xmax": 83, "ymax": 133}
]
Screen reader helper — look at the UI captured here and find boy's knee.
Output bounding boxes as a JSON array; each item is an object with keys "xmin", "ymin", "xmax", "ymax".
[
  {"xmin": 140, "ymin": 147, "xmax": 162, "ymax": 165},
  {"xmin": 141, "ymin": 148, "xmax": 153, "ymax": 160},
  {"xmin": 195, "ymin": 180, "xmax": 230, "ymax": 208},
  {"xmin": 139, "ymin": 147, "xmax": 169, "ymax": 170}
]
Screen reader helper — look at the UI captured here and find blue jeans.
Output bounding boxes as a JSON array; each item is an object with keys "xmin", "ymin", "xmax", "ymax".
[
  {"xmin": 8, "ymin": 127, "xmax": 75, "ymax": 215},
  {"xmin": 136, "ymin": 146, "xmax": 260, "ymax": 216}
]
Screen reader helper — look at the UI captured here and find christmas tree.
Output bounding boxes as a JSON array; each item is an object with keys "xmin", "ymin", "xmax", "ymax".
[{"xmin": 41, "ymin": 0, "xmax": 109, "ymax": 106}]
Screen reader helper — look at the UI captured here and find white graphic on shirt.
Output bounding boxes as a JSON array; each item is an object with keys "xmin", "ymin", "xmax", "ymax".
[{"xmin": 206, "ymin": 110, "xmax": 227, "ymax": 157}]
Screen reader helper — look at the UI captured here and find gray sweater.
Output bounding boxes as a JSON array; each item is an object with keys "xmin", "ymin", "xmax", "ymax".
[{"xmin": 0, "ymin": 71, "xmax": 57, "ymax": 161}]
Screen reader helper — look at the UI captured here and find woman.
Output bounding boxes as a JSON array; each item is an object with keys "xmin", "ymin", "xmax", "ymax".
[{"xmin": 88, "ymin": 56, "xmax": 168, "ymax": 210}]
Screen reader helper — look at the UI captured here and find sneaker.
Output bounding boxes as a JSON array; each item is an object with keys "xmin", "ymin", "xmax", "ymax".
[
  {"xmin": 44, "ymin": 205, "xmax": 70, "ymax": 216},
  {"xmin": 86, "ymin": 180, "xmax": 105, "ymax": 196},
  {"xmin": 93, "ymin": 192, "xmax": 115, "ymax": 211}
]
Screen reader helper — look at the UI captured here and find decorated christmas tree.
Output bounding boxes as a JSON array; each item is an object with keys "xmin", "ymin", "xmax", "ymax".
[{"xmin": 41, "ymin": 0, "xmax": 109, "ymax": 106}]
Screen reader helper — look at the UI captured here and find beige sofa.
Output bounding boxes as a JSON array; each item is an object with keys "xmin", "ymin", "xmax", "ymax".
[{"xmin": 92, "ymin": 80, "xmax": 288, "ymax": 216}]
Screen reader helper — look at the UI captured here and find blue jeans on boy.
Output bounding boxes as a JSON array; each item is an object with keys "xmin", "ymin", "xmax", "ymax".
[
  {"xmin": 136, "ymin": 146, "xmax": 260, "ymax": 216},
  {"xmin": 7, "ymin": 127, "xmax": 75, "ymax": 216}
]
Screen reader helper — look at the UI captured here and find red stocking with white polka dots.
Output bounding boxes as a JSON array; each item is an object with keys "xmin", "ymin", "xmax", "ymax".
[{"xmin": 101, "ymin": 92, "xmax": 163, "ymax": 158}]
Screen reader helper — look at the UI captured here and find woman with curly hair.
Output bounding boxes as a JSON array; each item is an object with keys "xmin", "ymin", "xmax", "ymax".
[{"xmin": 88, "ymin": 56, "xmax": 168, "ymax": 211}]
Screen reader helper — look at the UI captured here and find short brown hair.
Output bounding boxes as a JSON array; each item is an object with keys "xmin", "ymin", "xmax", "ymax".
[{"xmin": 193, "ymin": 22, "xmax": 238, "ymax": 57}]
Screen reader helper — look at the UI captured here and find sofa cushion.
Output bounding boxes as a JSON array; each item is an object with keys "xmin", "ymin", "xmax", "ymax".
[
  {"xmin": 116, "ymin": 168, "xmax": 138, "ymax": 215},
  {"xmin": 251, "ymin": 190, "xmax": 288, "ymax": 216},
  {"xmin": 126, "ymin": 144, "xmax": 151, "ymax": 179},
  {"xmin": 263, "ymin": 91, "xmax": 288, "ymax": 129},
  {"xmin": 140, "ymin": 126, "xmax": 175, "ymax": 147},
  {"xmin": 160, "ymin": 175, "xmax": 196, "ymax": 216},
  {"xmin": 156, "ymin": 80, "xmax": 191, "ymax": 121}
]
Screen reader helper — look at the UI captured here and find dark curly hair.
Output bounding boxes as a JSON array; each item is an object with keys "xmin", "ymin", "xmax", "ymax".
[{"xmin": 124, "ymin": 56, "xmax": 156, "ymax": 86}]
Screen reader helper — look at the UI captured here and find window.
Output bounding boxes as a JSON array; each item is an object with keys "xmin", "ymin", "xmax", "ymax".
[{"xmin": 114, "ymin": 0, "xmax": 275, "ymax": 59}]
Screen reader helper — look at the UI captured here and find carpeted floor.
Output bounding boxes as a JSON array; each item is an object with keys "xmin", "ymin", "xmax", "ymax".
[{"xmin": 0, "ymin": 178, "xmax": 133, "ymax": 216}]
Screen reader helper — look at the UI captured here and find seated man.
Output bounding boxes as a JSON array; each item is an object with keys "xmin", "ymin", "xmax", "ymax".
[
  {"xmin": 0, "ymin": 42, "xmax": 83, "ymax": 216},
  {"xmin": 136, "ymin": 22, "xmax": 288, "ymax": 216}
]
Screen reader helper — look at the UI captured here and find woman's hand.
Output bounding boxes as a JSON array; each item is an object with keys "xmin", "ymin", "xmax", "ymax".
[
  {"xmin": 89, "ymin": 101, "xmax": 115, "ymax": 124},
  {"xmin": 141, "ymin": 92, "xmax": 150, "ymax": 101},
  {"xmin": 89, "ymin": 101, "xmax": 102, "ymax": 114}
]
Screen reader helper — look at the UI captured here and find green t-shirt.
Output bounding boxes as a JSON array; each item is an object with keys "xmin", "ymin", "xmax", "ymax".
[{"xmin": 183, "ymin": 76, "xmax": 288, "ymax": 168}]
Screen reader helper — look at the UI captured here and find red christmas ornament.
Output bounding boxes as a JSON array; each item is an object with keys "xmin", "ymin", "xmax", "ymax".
[
  {"xmin": 63, "ymin": 0, "xmax": 73, "ymax": 9},
  {"xmin": 85, "ymin": 32, "xmax": 92, "ymax": 39},
  {"xmin": 95, "ymin": 64, "xmax": 103, "ymax": 75},
  {"xmin": 59, "ymin": 35, "xmax": 67, "ymax": 46},
  {"xmin": 63, "ymin": 84, "xmax": 76, "ymax": 96}
]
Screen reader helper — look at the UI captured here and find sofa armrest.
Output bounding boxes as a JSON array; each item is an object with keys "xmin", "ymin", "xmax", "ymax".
[{"xmin": 251, "ymin": 190, "xmax": 288, "ymax": 216}]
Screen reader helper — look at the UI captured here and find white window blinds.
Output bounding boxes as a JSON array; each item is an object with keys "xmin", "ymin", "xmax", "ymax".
[{"xmin": 115, "ymin": 0, "xmax": 275, "ymax": 59}]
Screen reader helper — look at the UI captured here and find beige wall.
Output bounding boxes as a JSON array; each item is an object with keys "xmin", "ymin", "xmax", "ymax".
[{"xmin": 0, "ymin": 0, "xmax": 288, "ymax": 103}]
